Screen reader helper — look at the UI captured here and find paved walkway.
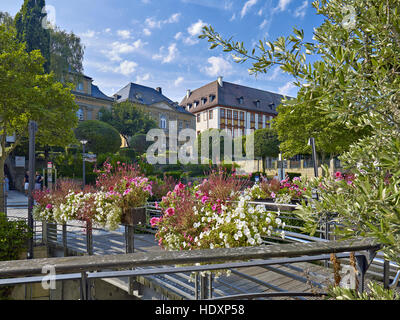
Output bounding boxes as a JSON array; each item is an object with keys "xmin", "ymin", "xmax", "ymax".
[{"xmin": 6, "ymin": 190, "xmax": 28, "ymax": 206}]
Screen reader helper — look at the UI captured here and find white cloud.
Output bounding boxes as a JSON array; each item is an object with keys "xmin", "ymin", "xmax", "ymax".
[
  {"xmin": 167, "ymin": 13, "xmax": 181, "ymax": 24},
  {"xmin": 266, "ymin": 66, "xmax": 281, "ymax": 81},
  {"xmin": 174, "ymin": 32, "xmax": 183, "ymax": 40},
  {"xmin": 275, "ymin": 0, "xmax": 292, "ymax": 12},
  {"xmin": 145, "ymin": 13, "xmax": 181, "ymax": 29},
  {"xmin": 98, "ymin": 60, "xmax": 138, "ymax": 76},
  {"xmin": 240, "ymin": 0, "xmax": 258, "ymax": 18},
  {"xmin": 203, "ymin": 56, "xmax": 233, "ymax": 77},
  {"xmin": 81, "ymin": 30, "xmax": 96, "ymax": 38},
  {"xmin": 104, "ymin": 40, "xmax": 147, "ymax": 62},
  {"xmin": 187, "ymin": 19, "xmax": 207, "ymax": 37},
  {"xmin": 104, "ymin": 28, "xmax": 111, "ymax": 34},
  {"xmin": 259, "ymin": 19, "xmax": 268, "ymax": 29},
  {"xmin": 230, "ymin": 13, "xmax": 236, "ymax": 21},
  {"xmin": 294, "ymin": 1, "xmax": 308, "ymax": 18},
  {"xmin": 115, "ymin": 60, "xmax": 138, "ymax": 76},
  {"xmin": 152, "ymin": 43, "xmax": 178, "ymax": 63},
  {"xmin": 143, "ymin": 28, "xmax": 151, "ymax": 36},
  {"xmin": 257, "ymin": 8, "xmax": 263, "ymax": 16},
  {"xmin": 278, "ymin": 81, "xmax": 296, "ymax": 96},
  {"xmin": 183, "ymin": 37, "xmax": 199, "ymax": 45},
  {"xmin": 174, "ymin": 76, "xmax": 184, "ymax": 87},
  {"xmin": 117, "ymin": 30, "xmax": 131, "ymax": 39},
  {"xmin": 136, "ymin": 73, "xmax": 151, "ymax": 83}
]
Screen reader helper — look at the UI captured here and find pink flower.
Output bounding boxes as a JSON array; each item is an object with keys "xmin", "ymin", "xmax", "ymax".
[
  {"xmin": 271, "ymin": 192, "xmax": 276, "ymax": 199},
  {"xmin": 165, "ymin": 207, "xmax": 175, "ymax": 216},
  {"xmin": 123, "ymin": 188, "xmax": 131, "ymax": 196},
  {"xmin": 150, "ymin": 217, "xmax": 161, "ymax": 227},
  {"xmin": 212, "ymin": 204, "xmax": 217, "ymax": 211},
  {"xmin": 46, "ymin": 204, "xmax": 53, "ymax": 210},
  {"xmin": 201, "ymin": 195, "xmax": 209, "ymax": 204},
  {"xmin": 155, "ymin": 202, "xmax": 159, "ymax": 209}
]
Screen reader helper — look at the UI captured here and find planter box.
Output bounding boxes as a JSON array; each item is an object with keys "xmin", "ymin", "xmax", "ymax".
[{"xmin": 121, "ymin": 207, "xmax": 146, "ymax": 226}]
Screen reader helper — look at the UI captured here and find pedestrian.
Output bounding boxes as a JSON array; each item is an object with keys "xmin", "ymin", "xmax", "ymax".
[
  {"xmin": 24, "ymin": 170, "xmax": 29, "ymax": 195},
  {"xmin": 4, "ymin": 174, "xmax": 9, "ymax": 197},
  {"xmin": 35, "ymin": 171, "xmax": 43, "ymax": 190}
]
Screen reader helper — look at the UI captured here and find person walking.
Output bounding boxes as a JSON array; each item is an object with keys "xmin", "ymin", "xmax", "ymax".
[
  {"xmin": 35, "ymin": 171, "xmax": 43, "ymax": 190},
  {"xmin": 24, "ymin": 171, "xmax": 29, "ymax": 195}
]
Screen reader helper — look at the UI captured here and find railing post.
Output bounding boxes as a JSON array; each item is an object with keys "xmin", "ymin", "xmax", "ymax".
[
  {"xmin": 62, "ymin": 224, "xmax": 68, "ymax": 257},
  {"xmin": 200, "ymin": 273, "xmax": 207, "ymax": 300},
  {"xmin": 194, "ymin": 272, "xmax": 199, "ymax": 300},
  {"xmin": 208, "ymin": 273, "xmax": 213, "ymax": 299},
  {"xmin": 383, "ymin": 259, "xmax": 390, "ymax": 289},
  {"xmin": 355, "ymin": 255, "xmax": 367, "ymax": 293},
  {"xmin": 86, "ymin": 221, "xmax": 93, "ymax": 256},
  {"xmin": 80, "ymin": 272, "xmax": 90, "ymax": 300},
  {"xmin": 125, "ymin": 225, "xmax": 134, "ymax": 254}
]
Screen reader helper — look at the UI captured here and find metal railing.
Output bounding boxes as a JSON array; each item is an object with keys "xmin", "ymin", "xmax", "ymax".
[
  {"xmin": 0, "ymin": 237, "xmax": 382, "ymax": 300},
  {"xmin": 4, "ymin": 200, "xmax": 400, "ymax": 299}
]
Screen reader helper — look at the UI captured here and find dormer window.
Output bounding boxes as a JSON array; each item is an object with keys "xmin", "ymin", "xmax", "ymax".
[
  {"xmin": 255, "ymin": 100, "xmax": 261, "ymax": 108},
  {"xmin": 269, "ymin": 103, "xmax": 275, "ymax": 109},
  {"xmin": 238, "ymin": 97, "xmax": 244, "ymax": 104},
  {"xmin": 187, "ymin": 103, "xmax": 192, "ymax": 110},
  {"xmin": 209, "ymin": 94, "xmax": 215, "ymax": 102},
  {"xmin": 194, "ymin": 100, "xmax": 199, "ymax": 108},
  {"xmin": 201, "ymin": 97, "xmax": 207, "ymax": 105}
]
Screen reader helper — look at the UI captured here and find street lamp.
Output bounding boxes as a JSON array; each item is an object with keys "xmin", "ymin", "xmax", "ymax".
[
  {"xmin": 278, "ymin": 153, "xmax": 284, "ymax": 181},
  {"xmin": 80, "ymin": 140, "xmax": 88, "ymax": 189}
]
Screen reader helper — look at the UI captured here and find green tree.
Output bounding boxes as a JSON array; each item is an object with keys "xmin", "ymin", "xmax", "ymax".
[
  {"xmin": 252, "ymin": 128, "xmax": 280, "ymax": 173},
  {"xmin": 15, "ymin": 0, "xmax": 50, "ymax": 73},
  {"xmin": 74, "ymin": 120, "xmax": 122, "ymax": 155},
  {"xmin": 130, "ymin": 133, "xmax": 152, "ymax": 155},
  {"xmin": 100, "ymin": 101, "xmax": 157, "ymax": 148},
  {"xmin": 49, "ymin": 26, "xmax": 85, "ymax": 83},
  {"xmin": 0, "ymin": 11, "xmax": 14, "ymax": 28},
  {"xmin": 0, "ymin": 25, "xmax": 78, "ymax": 212},
  {"xmin": 200, "ymin": 0, "xmax": 400, "ymax": 273}
]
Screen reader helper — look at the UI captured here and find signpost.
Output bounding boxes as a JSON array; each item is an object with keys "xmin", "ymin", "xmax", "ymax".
[{"xmin": 15, "ymin": 156, "xmax": 25, "ymax": 168}]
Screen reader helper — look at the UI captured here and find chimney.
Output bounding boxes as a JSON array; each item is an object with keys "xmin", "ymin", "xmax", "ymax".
[
  {"xmin": 156, "ymin": 87, "xmax": 162, "ymax": 94},
  {"xmin": 186, "ymin": 89, "xmax": 191, "ymax": 99},
  {"xmin": 217, "ymin": 76, "xmax": 223, "ymax": 87}
]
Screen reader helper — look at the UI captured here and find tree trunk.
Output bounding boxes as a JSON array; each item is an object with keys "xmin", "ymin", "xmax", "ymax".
[
  {"xmin": 262, "ymin": 156, "xmax": 266, "ymax": 174},
  {"xmin": 0, "ymin": 155, "xmax": 6, "ymax": 214}
]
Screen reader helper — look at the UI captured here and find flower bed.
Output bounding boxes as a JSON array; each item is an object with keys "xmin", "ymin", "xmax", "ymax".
[
  {"xmin": 152, "ymin": 172, "xmax": 285, "ymax": 252},
  {"xmin": 33, "ymin": 161, "xmax": 153, "ymax": 230}
]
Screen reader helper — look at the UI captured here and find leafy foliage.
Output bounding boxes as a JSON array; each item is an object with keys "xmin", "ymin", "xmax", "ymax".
[
  {"xmin": 74, "ymin": 120, "xmax": 122, "ymax": 155},
  {"xmin": 100, "ymin": 101, "xmax": 158, "ymax": 148},
  {"xmin": 49, "ymin": 27, "xmax": 85, "ymax": 83},
  {"xmin": 252, "ymin": 128, "xmax": 280, "ymax": 172},
  {"xmin": 328, "ymin": 281, "xmax": 400, "ymax": 300},
  {"xmin": 0, "ymin": 213, "xmax": 32, "ymax": 299},
  {"xmin": 15, "ymin": 0, "xmax": 51, "ymax": 73},
  {"xmin": 200, "ymin": 0, "xmax": 400, "ymax": 273}
]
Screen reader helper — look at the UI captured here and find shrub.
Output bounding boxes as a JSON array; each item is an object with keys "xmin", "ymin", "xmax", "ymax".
[
  {"xmin": 0, "ymin": 213, "xmax": 32, "ymax": 299},
  {"xmin": 163, "ymin": 171, "xmax": 183, "ymax": 180},
  {"xmin": 74, "ymin": 120, "xmax": 121, "ymax": 155}
]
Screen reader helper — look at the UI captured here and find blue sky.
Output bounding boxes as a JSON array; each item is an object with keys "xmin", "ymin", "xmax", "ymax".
[{"xmin": 1, "ymin": 0, "xmax": 324, "ymax": 102}]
